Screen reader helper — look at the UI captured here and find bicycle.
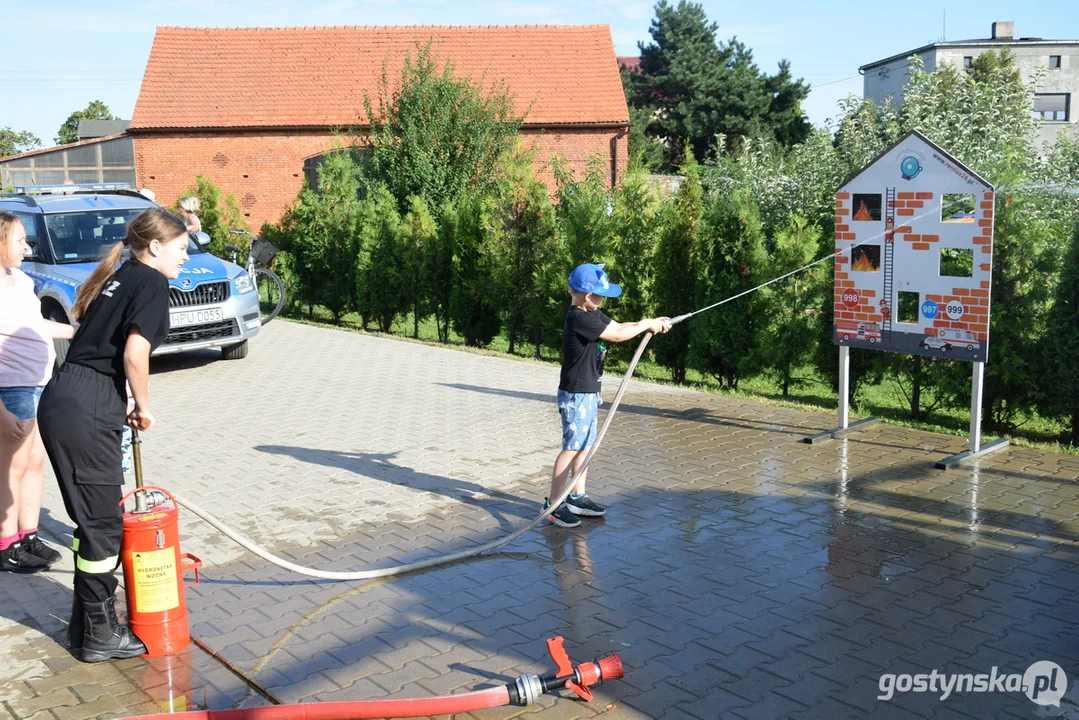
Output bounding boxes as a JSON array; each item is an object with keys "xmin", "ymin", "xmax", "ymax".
[{"xmin": 225, "ymin": 229, "xmax": 286, "ymax": 325}]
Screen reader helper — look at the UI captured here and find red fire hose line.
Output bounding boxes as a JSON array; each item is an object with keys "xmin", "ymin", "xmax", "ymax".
[{"xmin": 124, "ymin": 686, "xmax": 510, "ymax": 720}]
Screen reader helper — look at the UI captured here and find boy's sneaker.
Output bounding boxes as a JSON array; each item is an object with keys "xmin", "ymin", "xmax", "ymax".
[
  {"xmin": 566, "ymin": 494, "xmax": 606, "ymax": 517},
  {"xmin": 544, "ymin": 498, "xmax": 582, "ymax": 528},
  {"xmin": 22, "ymin": 533, "xmax": 62, "ymax": 565},
  {"xmin": 0, "ymin": 542, "xmax": 51, "ymax": 573}
]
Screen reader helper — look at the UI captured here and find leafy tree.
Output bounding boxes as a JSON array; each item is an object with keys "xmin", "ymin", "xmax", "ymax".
[
  {"xmin": 1039, "ymin": 222, "xmax": 1079, "ymax": 445},
  {"xmin": 399, "ymin": 195, "xmax": 437, "ymax": 337},
  {"xmin": 181, "ymin": 175, "xmax": 248, "ymax": 257},
  {"xmin": 609, "ymin": 168, "xmax": 663, "ymax": 362},
  {"xmin": 283, "ymin": 151, "xmax": 361, "ymax": 323},
  {"xmin": 626, "ymin": 105, "xmax": 667, "ymax": 172},
  {"xmin": 0, "ymin": 127, "xmax": 41, "ymax": 158},
  {"xmin": 449, "ymin": 194, "xmax": 502, "ymax": 347},
  {"xmin": 652, "ymin": 151, "xmax": 702, "ymax": 382},
  {"xmin": 489, "ymin": 146, "xmax": 561, "ymax": 357},
  {"xmin": 428, "ymin": 202, "xmax": 457, "ymax": 343},
  {"xmin": 624, "ymin": 0, "xmax": 809, "ymax": 169},
  {"xmin": 357, "ymin": 184, "xmax": 406, "ymax": 332},
  {"xmin": 361, "ymin": 41, "xmax": 523, "ymax": 216},
  {"xmin": 757, "ymin": 216, "xmax": 823, "ymax": 396},
  {"xmin": 554, "ymin": 160, "xmax": 616, "ymax": 267},
  {"xmin": 689, "ymin": 189, "xmax": 768, "ymax": 390},
  {"xmin": 56, "ymin": 100, "xmax": 117, "ymax": 145}
]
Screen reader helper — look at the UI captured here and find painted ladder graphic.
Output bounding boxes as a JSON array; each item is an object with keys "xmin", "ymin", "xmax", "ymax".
[{"xmin": 882, "ymin": 187, "xmax": 896, "ymax": 342}]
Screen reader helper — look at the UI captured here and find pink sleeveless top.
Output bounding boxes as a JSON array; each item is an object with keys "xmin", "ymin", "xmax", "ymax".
[{"xmin": 0, "ymin": 269, "xmax": 55, "ymax": 387}]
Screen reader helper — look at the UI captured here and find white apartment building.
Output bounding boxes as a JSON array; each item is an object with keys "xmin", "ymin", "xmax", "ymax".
[{"xmin": 860, "ymin": 21, "xmax": 1079, "ymax": 147}]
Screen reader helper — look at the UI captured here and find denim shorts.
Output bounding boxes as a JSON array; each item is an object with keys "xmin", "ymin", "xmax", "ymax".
[
  {"xmin": 557, "ymin": 390, "xmax": 599, "ymax": 451},
  {"xmin": 0, "ymin": 386, "xmax": 45, "ymax": 422}
]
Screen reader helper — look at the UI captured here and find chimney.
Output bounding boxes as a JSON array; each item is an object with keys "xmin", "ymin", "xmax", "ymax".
[{"xmin": 991, "ymin": 21, "xmax": 1014, "ymax": 40}]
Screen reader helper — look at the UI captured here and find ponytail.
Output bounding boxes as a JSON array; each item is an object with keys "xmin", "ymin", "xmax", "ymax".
[
  {"xmin": 73, "ymin": 242, "xmax": 124, "ymax": 321},
  {"xmin": 71, "ymin": 207, "xmax": 187, "ymax": 321}
]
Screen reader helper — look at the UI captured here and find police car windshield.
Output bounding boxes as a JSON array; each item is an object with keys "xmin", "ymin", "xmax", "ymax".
[{"xmin": 43, "ymin": 210, "xmax": 201, "ymax": 264}]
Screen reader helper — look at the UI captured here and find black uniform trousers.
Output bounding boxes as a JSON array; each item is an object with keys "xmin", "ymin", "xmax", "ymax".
[{"xmin": 38, "ymin": 363, "xmax": 128, "ymax": 605}]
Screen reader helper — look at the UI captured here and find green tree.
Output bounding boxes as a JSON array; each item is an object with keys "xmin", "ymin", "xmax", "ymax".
[
  {"xmin": 689, "ymin": 189, "xmax": 768, "ymax": 390},
  {"xmin": 361, "ymin": 41, "xmax": 523, "ymax": 215},
  {"xmin": 0, "ymin": 127, "xmax": 41, "ymax": 158},
  {"xmin": 357, "ymin": 184, "xmax": 407, "ymax": 332},
  {"xmin": 489, "ymin": 146, "xmax": 561, "ymax": 357},
  {"xmin": 555, "ymin": 160, "xmax": 616, "ymax": 267},
  {"xmin": 624, "ymin": 0, "xmax": 809, "ymax": 169},
  {"xmin": 757, "ymin": 216, "xmax": 823, "ymax": 396},
  {"xmin": 1040, "ymin": 222, "xmax": 1079, "ymax": 445},
  {"xmin": 428, "ymin": 202, "xmax": 457, "ymax": 343},
  {"xmin": 181, "ymin": 175, "xmax": 248, "ymax": 257},
  {"xmin": 652, "ymin": 152, "xmax": 702, "ymax": 383},
  {"xmin": 449, "ymin": 194, "xmax": 502, "ymax": 347},
  {"xmin": 610, "ymin": 168, "xmax": 663, "ymax": 336},
  {"xmin": 283, "ymin": 151, "xmax": 361, "ymax": 323},
  {"xmin": 399, "ymin": 195, "xmax": 437, "ymax": 337},
  {"xmin": 55, "ymin": 100, "xmax": 117, "ymax": 145}
]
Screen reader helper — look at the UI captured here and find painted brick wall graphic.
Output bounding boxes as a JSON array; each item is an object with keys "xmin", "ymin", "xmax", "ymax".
[{"xmin": 832, "ymin": 131, "xmax": 994, "ymax": 362}]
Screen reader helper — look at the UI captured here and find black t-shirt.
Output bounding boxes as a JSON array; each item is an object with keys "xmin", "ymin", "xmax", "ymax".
[
  {"xmin": 559, "ymin": 306, "xmax": 612, "ymax": 393},
  {"xmin": 66, "ymin": 258, "xmax": 171, "ymax": 381}
]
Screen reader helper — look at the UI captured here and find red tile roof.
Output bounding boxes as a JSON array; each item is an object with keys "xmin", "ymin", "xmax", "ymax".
[{"xmin": 131, "ymin": 25, "xmax": 629, "ymax": 130}]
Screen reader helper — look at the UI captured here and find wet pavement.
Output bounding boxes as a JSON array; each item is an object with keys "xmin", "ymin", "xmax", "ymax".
[{"xmin": 1, "ymin": 321, "xmax": 1077, "ymax": 719}]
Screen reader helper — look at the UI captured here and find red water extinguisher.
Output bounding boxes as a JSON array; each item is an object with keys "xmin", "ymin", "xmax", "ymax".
[{"xmin": 119, "ymin": 428, "xmax": 202, "ymax": 657}]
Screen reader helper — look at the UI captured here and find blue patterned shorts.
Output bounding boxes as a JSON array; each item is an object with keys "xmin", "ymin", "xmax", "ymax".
[{"xmin": 557, "ymin": 390, "xmax": 599, "ymax": 451}]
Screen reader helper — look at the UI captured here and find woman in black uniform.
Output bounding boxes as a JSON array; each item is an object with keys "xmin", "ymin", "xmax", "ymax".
[{"xmin": 38, "ymin": 208, "xmax": 189, "ymax": 663}]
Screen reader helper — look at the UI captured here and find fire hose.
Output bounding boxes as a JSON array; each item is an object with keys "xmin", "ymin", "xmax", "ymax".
[
  {"xmin": 157, "ymin": 207, "xmax": 927, "ymax": 581},
  {"xmin": 123, "ymin": 636, "xmax": 622, "ymax": 719}
]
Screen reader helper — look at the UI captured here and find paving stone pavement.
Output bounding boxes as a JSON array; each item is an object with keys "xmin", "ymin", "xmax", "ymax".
[{"xmin": 2, "ymin": 319, "xmax": 1078, "ymax": 719}]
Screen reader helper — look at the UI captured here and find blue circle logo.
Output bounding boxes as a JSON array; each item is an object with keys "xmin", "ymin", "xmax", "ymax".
[
  {"xmin": 901, "ymin": 156, "xmax": 922, "ymax": 180},
  {"xmin": 921, "ymin": 300, "xmax": 938, "ymax": 319}
]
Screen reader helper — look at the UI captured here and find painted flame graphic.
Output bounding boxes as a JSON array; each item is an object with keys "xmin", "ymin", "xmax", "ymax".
[
  {"xmin": 851, "ymin": 249, "xmax": 878, "ymax": 272},
  {"xmin": 853, "ymin": 199, "xmax": 875, "ymax": 221}
]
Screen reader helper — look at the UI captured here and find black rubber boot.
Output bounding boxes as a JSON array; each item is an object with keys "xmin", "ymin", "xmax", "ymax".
[
  {"xmin": 67, "ymin": 593, "xmax": 84, "ymax": 652},
  {"xmin": 67, "ymin": 551, "xmax": 84, "ymax": 652},
  {"xmin": 81, "ymin": 597, "xmax": 146, "ymax": 663}
]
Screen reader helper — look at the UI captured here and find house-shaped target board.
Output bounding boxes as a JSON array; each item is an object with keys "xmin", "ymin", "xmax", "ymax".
[
  {"xmin": 809, "ymin": 130, "xmax": 1007, "ymax": 467},
  {"xmin": 833, "ymin": 130, "xmax": 994, "ymax": 362}
]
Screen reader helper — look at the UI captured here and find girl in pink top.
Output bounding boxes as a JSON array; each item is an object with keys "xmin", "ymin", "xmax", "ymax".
[{"xmin": 0, "ymin": 212, "xmax": 75, "ymax": 573}]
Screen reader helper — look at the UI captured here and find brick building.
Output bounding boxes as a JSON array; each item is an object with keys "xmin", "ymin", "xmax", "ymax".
[{"xmin": 130, "ymin": 25, "xmax": 630, "ymax": 229}]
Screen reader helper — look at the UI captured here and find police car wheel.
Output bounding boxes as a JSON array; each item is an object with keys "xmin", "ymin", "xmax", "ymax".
[{"xmin": 221, "ymin": 340, "xmax": 249, "ymax": 360}]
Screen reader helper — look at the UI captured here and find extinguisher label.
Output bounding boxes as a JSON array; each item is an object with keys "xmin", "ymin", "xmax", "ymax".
[{"xmin": 132, "ymin": 549, "xmax": 180, "ymax": 613}]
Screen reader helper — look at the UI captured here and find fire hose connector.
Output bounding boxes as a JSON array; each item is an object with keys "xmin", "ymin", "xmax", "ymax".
[{"xmin": 510, "ymin": 673, "xmax": 544, "ymax": 706}]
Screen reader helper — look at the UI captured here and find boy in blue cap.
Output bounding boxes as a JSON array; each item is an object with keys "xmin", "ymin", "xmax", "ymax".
[{"xmin": 545, "ymin": 263, "xmax": 670, "ymax": 528}]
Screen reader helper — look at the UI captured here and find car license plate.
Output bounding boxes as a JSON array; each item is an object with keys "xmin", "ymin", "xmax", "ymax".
[{"xmin": 170, "ymin": 308, "xmax": 224, "ymax": 328}]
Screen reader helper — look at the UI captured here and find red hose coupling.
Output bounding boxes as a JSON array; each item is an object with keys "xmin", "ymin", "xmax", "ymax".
[{"xmin": 506, "ymin": 637, "xmax": 625, "ymax": 706}]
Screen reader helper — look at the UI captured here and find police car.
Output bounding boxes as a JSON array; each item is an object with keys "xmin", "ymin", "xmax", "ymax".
[{"xmin": 0, "ymin": 183, "xmax": 261, "ymax": 364}]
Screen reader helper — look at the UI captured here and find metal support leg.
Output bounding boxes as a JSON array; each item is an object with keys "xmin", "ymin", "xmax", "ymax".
[
  {"xmin": 969, "ymin": 361, "xmax": 983, "ymax": 453},
  {"xmin": 935, "ymin": 361, "xmax": 1010, "ymax": 469},
  {"xmin": 804, "ymin": 345, "xmax": 878, "ymax": 444},
  {"xmin": 838, "ymin": 345, "xmax": 850, "ymax": 430}
]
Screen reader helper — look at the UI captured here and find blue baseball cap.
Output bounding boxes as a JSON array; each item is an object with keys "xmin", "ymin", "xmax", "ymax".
[{"xmin": 569, "ymin": 263, "xmax": 622, "ymax": 298}]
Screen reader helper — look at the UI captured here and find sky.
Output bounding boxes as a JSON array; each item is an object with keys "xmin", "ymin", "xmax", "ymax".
[{"xmin": 3, "ymin": 0, "xmax": 1077, "ymax": 147}]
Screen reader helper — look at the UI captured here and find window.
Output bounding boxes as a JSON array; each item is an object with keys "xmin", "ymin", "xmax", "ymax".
[
  {"xmin": 850, "ymin": 245, "xmax": 881, "ymax": 272},
  {"xmin": 898, "ymin": 292, "xmax": 919, "ymax": 323},
  {"xmin": 13, "ymin": 213, "xmax": 43, "ymax": 261},
  {"xmin": 1049, "ymin": 55, "xmax": 1061, "ymax": 68},
  {"xmin": 941, "ymin": 193, "xmax": 976, "ymax": 223},
  {"xmin": 851, "ymin": 193, "xmax": 882, "ymax": 221},
  {"xmin": 940, "ymin": 248, "xmax": 974, "ymax": 277},
  {"xmin": 963, "ymin": 56, "xmax": 974, "ymax": 69},
  {"xmin": 1033, "ymin": 93, "xmax": 1070, "ymax": 121}
]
